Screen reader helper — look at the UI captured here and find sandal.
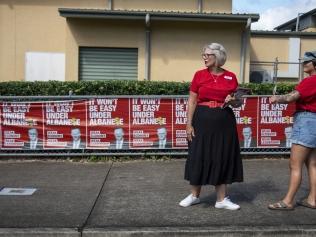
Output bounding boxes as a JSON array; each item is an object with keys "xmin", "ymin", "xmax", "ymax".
[
  {"xmin": 297, "ymin": 198, "xmax": 316, "ymax": 209},
  {"xmin": 268, "ymin": 201, "xmax": 294, "ymax": 211}
]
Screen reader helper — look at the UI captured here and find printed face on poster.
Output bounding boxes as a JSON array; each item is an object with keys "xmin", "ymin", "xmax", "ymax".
[
  {"xmin": 1, "ymin": 102, "xmax": 43, "ymax": 149},
  {"xmin": 258, "ymin": 97, "xmax": 295, "ymax": 148},
  {"xmin": 172, "ymin": 98, "xmax": 188, "ymax": 148},
  {"xmin": 43, "ymin": 101, "xmax": 87, "ymax": 149},
  {"xmin": 87, "ymin": 98, "xmax": 129, "ymax": 149},
  {"xmin": 233, "ymin": 97, "xmax": 258, "ymax": 148},
  {"xmin": 130, "ymin": 98, "xmax": 172, "ymax": 149}
]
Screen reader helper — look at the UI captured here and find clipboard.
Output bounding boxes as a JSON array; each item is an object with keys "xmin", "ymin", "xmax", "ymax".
[{"xmin": 221, "ymin": 87, "xmax": 252, "ymax": 108}]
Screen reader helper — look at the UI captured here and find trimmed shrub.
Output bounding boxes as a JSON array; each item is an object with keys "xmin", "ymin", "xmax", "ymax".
[{"xmin": 0, "ymin": 80, "xmax": 296, "ymax": 96}]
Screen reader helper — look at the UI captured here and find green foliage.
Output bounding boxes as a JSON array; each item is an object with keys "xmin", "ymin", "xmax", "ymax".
[
  {"xmin": 0, "ymin": 80, "xmax": 296, "ymax": 96},
  {"xmin": 241, "ymin": 83, "xmax": 296, "ymax": 95}
]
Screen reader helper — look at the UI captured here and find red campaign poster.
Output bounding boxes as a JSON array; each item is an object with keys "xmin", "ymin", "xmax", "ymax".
[
  {"xmin": 86, "ymin": 98, "xmax": 129, "ymax": 149},
  {"xmin": 233, "ymin": 97, "xmax": 259, "ymax": 148},
  {"xmin": 130, "ymin": 98, "xmax": 172, "ymax": 149},
  {"xmin": 1, "ymin": 102, "xmax": 44, "ymax": 150},
  {"xmin": 0, "ymin": 102, "xmax": 1, "ymax": 149},
  {"xmin": 43, "ymin": 100, "xmax": 87, "ymax": 149},
  {"xmin": 172, "ymin": 98, "xmax": 188, "ymax": 149},
  {"xmin": 258, "ymin": 96, "xmax": 295, "ymax": 148}
]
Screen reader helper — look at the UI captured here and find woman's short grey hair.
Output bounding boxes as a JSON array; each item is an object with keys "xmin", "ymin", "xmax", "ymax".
[{"xmin": 203, "ymin": 43, "xmax": 227, "ymax": 67}]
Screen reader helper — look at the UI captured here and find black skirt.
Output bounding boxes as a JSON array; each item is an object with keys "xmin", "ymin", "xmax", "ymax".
[{"xmin": 184, "ymin": 105, "xmax": 243, "ymax": 186}]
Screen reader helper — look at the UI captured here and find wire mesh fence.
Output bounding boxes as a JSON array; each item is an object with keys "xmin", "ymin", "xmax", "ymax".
[{"xmin": 250, "ymin": 58, "xmax": 304, "ymax": 84}]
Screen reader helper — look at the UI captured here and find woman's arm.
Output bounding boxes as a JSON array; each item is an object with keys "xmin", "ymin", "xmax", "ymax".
[
  {"xmin": 269, "ymin": 90, "xmax": 300, "ymax": 104},
  {"xmin": 186, "ymin": 91, "xmax": 198, "ymax": 141}
]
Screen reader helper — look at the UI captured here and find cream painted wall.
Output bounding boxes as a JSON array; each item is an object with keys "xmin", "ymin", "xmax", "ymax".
[
  {"xmin": 113, "ymin": 0, "xmax": 197, "ymax": 12},
  {"xmin": 14, "ymin": 3, "xmax": 66, "ymax": 81},
  {"xmin": 150, "ymin": 22, "xmax": 243, "ymax": 82},
  {"xmin": 251, "ymin": 35, "xmax": 316, "ymax": 69},
  {"xmin": 0, "ymin": 0, "xmax": 107, "ymax": 81},
  {"xmin": 301, "ymin": 38, "xmax": 316, "ymax": 55},
  {"xmin": 113, "ymin": 0, "xmax": 232, "ymax": 13},
  {"xmin": 250, "ymin": 37, "xmax": 289, "ymax": 62},
  {"xmin": 0, "ymin": 3, "xmax": 16, "ymax": 81},
  {"xmin": 203, "ymin": 0, "xmax": 232, "ymax": 13},
  {"xmin": 0, "ymin": 0, "xmax": 240, "ymax": 82},
  {"xmin": 302, "ymin": 27, "xmax": 316, "ymax": 32},
  {"xmin": 65, "ymin": 19, "xmax": 146, "ymax": 81},
  {"xmin": 65, "ymin": 20, "xmax": 244, "ymax": 82},
  {"xmin": 250, "ymin": 36, "xmax": 290, "ymax": 71}
]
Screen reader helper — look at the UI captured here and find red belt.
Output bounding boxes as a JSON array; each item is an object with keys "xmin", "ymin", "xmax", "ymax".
[{"xmin": 198, "ymin": 101, "xmax": 224, "ymax": 108}]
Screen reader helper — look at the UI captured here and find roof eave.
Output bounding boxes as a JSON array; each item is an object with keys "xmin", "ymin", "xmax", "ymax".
[
  {"xmin": 58, "ymin": 8, "xmax": 259, "ymax": 23},
  {"xmin": 251, "ymin": 30, "xmax": 316, "ymax": 37}
]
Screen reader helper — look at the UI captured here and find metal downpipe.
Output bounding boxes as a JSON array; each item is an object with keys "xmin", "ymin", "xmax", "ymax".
[
  {"xmin": 145, "ymin": 13, "xmax": 151, "ymax": 81},
  {"xmin": 240, "ymin": 18, "xmax": 251, "ymax": 84}
]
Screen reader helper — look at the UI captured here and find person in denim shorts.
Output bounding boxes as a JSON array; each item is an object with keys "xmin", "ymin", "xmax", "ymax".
[{"xmin": 268, "ymin": 51, "xmax": 316, "ymax": 210}]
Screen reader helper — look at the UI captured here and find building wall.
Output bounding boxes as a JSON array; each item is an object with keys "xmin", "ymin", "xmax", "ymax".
[
  {"xmin": 251, "ymin": 37, "xmax": 289, "ymax": 62},
  {"xmin": 66, "ymin": 20, "xmax": 244, "ymax": 82},
  {"xmin": 0, "ymin": 0, "xmax": 240, "ymax": 83},
  {"xmin": 0, "ymin": 2, "xmax": 16, "ymax": 82},
  {"xmin": 150, "ymin": 22, "xmax": 243, "ymax": 82},
  {"xmin": 250, "ymin": 36, "xmax": 289, "ymax": 71},
  {"xmin": 250, "ymin": 34, "xmax": 316, "ymax": 81},
  {"xmin": 301, "ymin": 37, "xmax": 316, "ymax": 54},
  {"xmin": 0, "ymin": 0, "xmax": 107, "ymax": 82},
  {"xmin": 113, "ymin": 0, "xmax": 232, "ymax": 13},
  {"xmin": 202, "ymin": 0, "xmax": 232, "ymax": 13},
  {"xmin": 65, "ymin": 19, "xmax": 146, "ymax": 81},
  {"xmin": 302, "ymin": 27, "xmax": 316, "ymax": 32},
  {"xmin": 251, "ymin": 35, "xmax": 316, "ymax": 61}
]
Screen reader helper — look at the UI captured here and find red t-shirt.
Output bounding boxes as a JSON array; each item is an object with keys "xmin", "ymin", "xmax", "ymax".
[
  {"xmin": 190, "ymin": 68, "xmax": 238, "ymax": 103},
  {"xmin": 295, "ymin": 75, "xmax": 316, "ymax": 112}
]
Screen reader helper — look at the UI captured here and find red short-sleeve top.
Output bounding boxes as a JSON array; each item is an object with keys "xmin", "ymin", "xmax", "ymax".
[
  {"xmin": 295, "ymin": 75, "xmax": 316, "ymax": 112},
  {"xmin": 190, "ymin": 68, "xmax": 238, "ymax": 103}
]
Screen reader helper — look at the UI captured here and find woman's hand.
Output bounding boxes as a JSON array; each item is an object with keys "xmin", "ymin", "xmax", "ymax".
[
  {"xmin": 186, "ymin": 124, "xmax": 195, "ymax": 142},
  {"xmin": 269, "ymin": 95, "xmax": 278, "ymax": 104},
  {"xmin": 269, "ymin": 91, "xmax": 300, "ymax": 104},
  {"xmin": 224, "ymin": 93, "xmax": 235, "ymax": 104}
]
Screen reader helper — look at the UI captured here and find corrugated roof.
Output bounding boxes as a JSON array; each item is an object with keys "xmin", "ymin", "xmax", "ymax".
[
  {"xmin": 274, "ymin": 8, "xmax": 316, "ymax": 30},
  {"xmin": 251, "ymin": 30, "xmax": 316, "ymax": 36},
  {"xmin": 58, "ymin": 8, "xmax": 259, "ymax": 23}
]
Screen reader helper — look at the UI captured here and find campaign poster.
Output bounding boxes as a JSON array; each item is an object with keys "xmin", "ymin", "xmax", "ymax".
[
  {"xmin": 43, "ymin": 100, "xmax": 87, "ymax": 149},
  {"xmin": 1, "ymin": 102, "xmax": 44, "ymax": 149},
  {"xmin": 130, "ymin": 98, "xmax": 172, "ymax": 149},
  {"xmin": 87, "ymin": 98, "xmax": 129, "ymax": 149},
  {"xmin": 258, "ymin": 97, "xmax": 295, "ymax": 148},
  {"xmin": 233, "ymin": 97, "xmax": 259, "ymax": 148},
  {"xmin": 0, "ymin": 102, "xmax": 1, "ymax": 149},
  {"xmin": 172, "ymin": 98, "xmax": 188, "ymax": 148}
]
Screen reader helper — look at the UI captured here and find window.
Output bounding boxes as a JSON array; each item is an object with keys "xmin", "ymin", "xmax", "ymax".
[
  {"xmin": 25, "ymin": 52, "xmax": 65, "ymax": 81},
  {"xmin": 79, "ymin": 47, "xmax": 138, "ymax": 81}
]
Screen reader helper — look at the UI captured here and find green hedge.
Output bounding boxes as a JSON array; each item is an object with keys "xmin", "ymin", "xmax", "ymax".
[{"xmin": 0, "ymin": 80, "xmax": 296, "ymax": 96}]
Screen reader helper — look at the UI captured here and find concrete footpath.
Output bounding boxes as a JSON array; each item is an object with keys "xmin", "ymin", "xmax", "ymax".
[{"xmin": 0, "ymin": 159, "xmax": 315, "ymax": 237}]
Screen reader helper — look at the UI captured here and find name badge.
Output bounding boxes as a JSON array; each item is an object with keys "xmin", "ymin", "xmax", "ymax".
[{"xmin": 224, "ymin": 76, "xmax": 232, "ymax": 80}]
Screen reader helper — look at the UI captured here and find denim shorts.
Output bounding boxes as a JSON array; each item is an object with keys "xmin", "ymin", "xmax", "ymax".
[{"xmin": 291, "ymin": 111, "xmax": 316, "ymax": 148}]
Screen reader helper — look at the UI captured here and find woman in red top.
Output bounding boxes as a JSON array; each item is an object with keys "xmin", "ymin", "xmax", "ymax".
[
  {"xmin": 269, "ymin": 51, "xmax": 316, "ymax": 210},
  {"xmin": 179, "ymin": 43, "xmax": 243, "ymax": 210}
]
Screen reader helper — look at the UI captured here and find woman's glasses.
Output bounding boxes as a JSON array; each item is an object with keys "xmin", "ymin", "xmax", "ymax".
[{"xmin": 202, "ymin": 53, "xmax": 215, "ymax": 59}]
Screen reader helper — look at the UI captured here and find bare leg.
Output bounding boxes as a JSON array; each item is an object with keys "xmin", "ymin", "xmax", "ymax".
[
  {"xmin": 215, "ymin": 184, "xmax": 227, "ymax": 202},
  {"xmin": 282, "ymin": 144, "xmax": 312, "ymax": 206},
  {"xmin": 191, "ymin": 185, "xmax": 201, "ymax": 197},
  {"xmin": 306, "ymin": 149, "xmax": 316, "ymax": 206}
]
